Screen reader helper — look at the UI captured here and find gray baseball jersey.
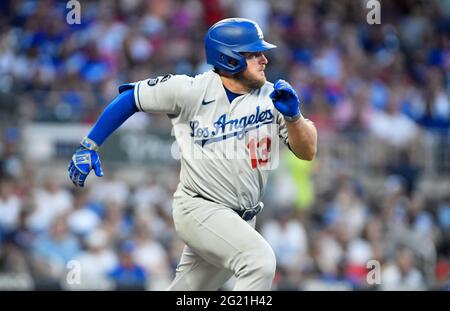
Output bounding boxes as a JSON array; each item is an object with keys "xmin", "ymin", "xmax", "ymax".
[{"xmin": 133, "ymin": 70, "xmax": 289, "ymax": 210}]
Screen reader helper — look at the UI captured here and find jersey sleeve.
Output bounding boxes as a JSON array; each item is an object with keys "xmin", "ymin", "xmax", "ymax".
[{"xmin": 133, "ymin": 74, "xmax": 191, "ymax": 116}]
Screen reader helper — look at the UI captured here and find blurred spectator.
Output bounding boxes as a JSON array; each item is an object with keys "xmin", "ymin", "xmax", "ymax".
[
  {"xmin": 0, "ymin": 240, "xmax": 34, "ymax": 290},
  {"xmin": 434, "ymin": 255, "xmax": 450, "ymax": 290},
  {"xmin": 0, "ymin": 135, "xmax": 23, "ymax": 179},
  {"xmin": 262, "ymin": 208, "xmax": 308, "ymax": 272},
  {"xmin": 0, "ymin": 179, "xmax": 22, "ymax": 238},
  {"xmin": 31, "ymin": 216, "xmax": 80, "ymax": 286},
  {"xmin": 386, "ymin": 150, "xmax": 421, "ymax": 196},
  {"xmin": 72, "ymin": 229, "xmax": 118, "ymax": 290},
  {"xmin": 369, "ymin": 89, "xmax": 419, "ymax": 148},
  {"xmin": 102, "ymin": 201, "xmax": 133, "ymax": 241},
  {"xmin": 413, "ymin": 68, "xmax": 450, "ymax": 132},
  {"xmin": 67, "ymin": 190, "xmax": 101, "ymax": 236},
  {"xmin": 381, "ymin": 247, "xmax": 426, "ymax": 291},
  {"xmin": 108, "ymin": 240, "xmax": 147, "ymax": 290},
  {"xmin": 283, "ymin": 149, "xmax": 315, "ymax": 212},
  {"xmin": 89, "ymin": 174, "xmax": 130, "ymax": 206},
  {"xmin": 27, "ymin": 176, "xmax": 73, "ymax": 232},
  {"xmin": 132, "ymin": 223, "xmax": 171, "ymax": 290}
]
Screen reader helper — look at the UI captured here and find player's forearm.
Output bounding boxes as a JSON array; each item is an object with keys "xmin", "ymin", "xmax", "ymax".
[
  {"xmin": 286, "ymin": 116, "xmax": 317, "ymax": 161},
  {"xmin": 86, "ymin": 89, "xmax": 138, "ymax": 146}
]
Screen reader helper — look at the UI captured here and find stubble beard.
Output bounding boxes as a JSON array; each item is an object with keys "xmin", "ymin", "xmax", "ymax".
[{"xmin": 235, "ymin": 70, "xmax": 266, "ymax": 91}]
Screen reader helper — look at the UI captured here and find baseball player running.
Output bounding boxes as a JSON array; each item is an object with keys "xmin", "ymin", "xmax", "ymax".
[{"xmin": 68, "ymin": 18, "xmax": 317, "ymax": 291}]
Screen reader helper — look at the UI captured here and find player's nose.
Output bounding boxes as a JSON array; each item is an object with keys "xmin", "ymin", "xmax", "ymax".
[{"xmin": 259, "ymin": 53, "xmax": 268, "ymax": 65}]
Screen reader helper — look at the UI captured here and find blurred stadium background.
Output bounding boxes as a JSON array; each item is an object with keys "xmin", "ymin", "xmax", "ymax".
[{"xmin": 0, "ymin": 0, "xmax": 449, "ymax": 291}]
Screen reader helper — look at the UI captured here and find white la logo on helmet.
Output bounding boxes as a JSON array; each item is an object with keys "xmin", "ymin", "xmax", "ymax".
[{"xmin": 254, "ymin": 23, "xmax": 263, "ymax": 39}]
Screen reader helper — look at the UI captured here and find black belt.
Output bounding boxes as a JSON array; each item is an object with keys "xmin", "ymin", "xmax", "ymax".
[{"xmin": 193, "ymin": 194, "xmax": 263, "ymax": 221}]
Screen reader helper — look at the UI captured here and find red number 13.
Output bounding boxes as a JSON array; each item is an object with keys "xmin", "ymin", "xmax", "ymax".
[{"xmin": 247, "ymin": 137, "xmax": 272, "ymax": 169}]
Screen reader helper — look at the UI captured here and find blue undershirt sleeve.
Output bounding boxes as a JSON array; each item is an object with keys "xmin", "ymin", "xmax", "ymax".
[{"xmin": 86, "ymin": 88, "xmax": 138, "ymax": 147}]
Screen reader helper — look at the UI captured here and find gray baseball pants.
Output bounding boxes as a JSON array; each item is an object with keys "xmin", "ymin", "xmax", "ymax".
[{"xmin": 167, "ymin": 194, "xmax": 276, "ymax": 291}]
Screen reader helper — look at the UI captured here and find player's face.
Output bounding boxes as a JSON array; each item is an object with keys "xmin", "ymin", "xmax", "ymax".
[{"xmin": 236, "ymin": 52, "xmax": 268, "ymax": 90}]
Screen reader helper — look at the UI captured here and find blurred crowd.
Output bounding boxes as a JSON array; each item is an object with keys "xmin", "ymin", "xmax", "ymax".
[{"xmin": 0, "ymin": 0, "xmax": 449, "ymax": 290}]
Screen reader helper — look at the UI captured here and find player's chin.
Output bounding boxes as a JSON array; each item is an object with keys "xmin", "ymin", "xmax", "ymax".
[
  {"xmin": 238, "ymin": 71, "xmax": 266, "ymax": 89},
  {"xmin": 250, "ymin": 79, "xmax": 265, "ymax": 89},
  {"xmin": 256, "ymin": 75, "xmax": 266, "ymax": 87}
]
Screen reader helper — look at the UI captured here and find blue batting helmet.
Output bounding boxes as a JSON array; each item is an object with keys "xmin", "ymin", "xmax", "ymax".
[{"xmin": 204, "ymin": 18, "xmax": 277, "ymax": 74}]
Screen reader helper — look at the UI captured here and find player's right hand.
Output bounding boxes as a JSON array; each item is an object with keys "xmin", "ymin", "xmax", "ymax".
[{"xmin": 68, "ymin": 137, "xmax": 103, "ymax": 187}]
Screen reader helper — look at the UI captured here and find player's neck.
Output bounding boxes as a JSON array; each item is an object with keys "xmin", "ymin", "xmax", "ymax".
[{"xmin": 219, "ymin": 75, "xmax": 250, "ymax": 94}]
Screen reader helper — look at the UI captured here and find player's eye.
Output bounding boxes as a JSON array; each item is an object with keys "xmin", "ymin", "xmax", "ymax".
[{"xmin": 242, "ymin": 52, "xmax": 263, "ymax": 59}]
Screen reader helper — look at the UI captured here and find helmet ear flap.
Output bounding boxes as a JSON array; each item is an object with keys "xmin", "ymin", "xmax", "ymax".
[
  {"xmin": 220, "ymin": 54, "xmax": 238, "ymax": 67},
  {"xmin": 227, "ymin": 57, "xmax": 239, "ymax": 67},
  {"xmin": 206, "ymin": 45, "xmax": 246, "ymax": 74}
]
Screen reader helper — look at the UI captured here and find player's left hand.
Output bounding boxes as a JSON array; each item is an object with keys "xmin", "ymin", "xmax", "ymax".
[
  {"xmin": 68, "ymin": 137, "xmax": 104, "ymax": 187},
  {"xmin": 269, "ymin": 79, "xmax": 301, "ymax": 122}
]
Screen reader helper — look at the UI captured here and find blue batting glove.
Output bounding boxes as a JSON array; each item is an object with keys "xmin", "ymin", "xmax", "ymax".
[
  {"xmin": 68, "ymin": 137, "xmax": 104, "ymax": 187},
  {"xmin": 269, "ymin": 79, "xmax": 302, "ymax": 122}
]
